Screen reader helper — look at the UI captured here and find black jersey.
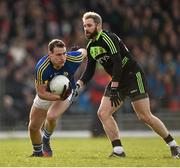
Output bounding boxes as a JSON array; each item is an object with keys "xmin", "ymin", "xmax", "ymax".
[{"xmin": 80, "ymin": 30, "xmax": 137, "ymax": 84}]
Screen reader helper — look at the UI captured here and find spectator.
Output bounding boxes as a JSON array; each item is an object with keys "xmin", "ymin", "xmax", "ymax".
[
  {"xmin": 0, "ymin": 0, "xmax": 180, "ymax": 129},
  {"xmin": 0, "ymin": 95, "xmax": 19, "ymax": 130}
]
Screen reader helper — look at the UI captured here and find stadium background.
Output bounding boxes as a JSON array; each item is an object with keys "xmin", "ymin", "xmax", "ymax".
[{"xmin": 0, "ymin": 0, "xmax": 179, "ymax": 137}]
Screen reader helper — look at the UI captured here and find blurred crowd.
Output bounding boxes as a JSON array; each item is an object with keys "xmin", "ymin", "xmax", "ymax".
[{"xmin": 0, "ymin": 0, "xmax": 180, "ymax": 129}]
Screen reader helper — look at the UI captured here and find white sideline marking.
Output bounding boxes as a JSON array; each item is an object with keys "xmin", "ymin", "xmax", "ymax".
[{"xmin": 0, "ymin": 130, "xmax": 180, "ymax": 139}]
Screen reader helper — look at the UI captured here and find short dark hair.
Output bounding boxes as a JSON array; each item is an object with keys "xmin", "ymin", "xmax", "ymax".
[
  {"xmin": 48, "ymin": 39, "xmax": 65, "ymax": 52},
  {"xmin": 82, "ymin": 11, "xmax": 102, "ymax": 25}
]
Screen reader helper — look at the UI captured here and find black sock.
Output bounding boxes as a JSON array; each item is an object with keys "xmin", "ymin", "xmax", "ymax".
[
  {"xmin": 111, "ymin": 139, "xmax": 122, "ymax": 147},
  {"xmin": 32, "ymin": 143, "xmax": 43, "ymax": 155},
  {"xmin": 164, "ymin": 134, "xmax": 174, "ymax": 144}
]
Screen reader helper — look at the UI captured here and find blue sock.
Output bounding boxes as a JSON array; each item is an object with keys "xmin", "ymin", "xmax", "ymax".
[{"xmin": 43, "ymin": 129, "xmax": 52, "ymax": 142}]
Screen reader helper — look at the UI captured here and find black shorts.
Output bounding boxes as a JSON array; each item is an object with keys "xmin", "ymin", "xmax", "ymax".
[{"xmin": 104, "ymin": 63, "xmax": 149, "ymax": 102}]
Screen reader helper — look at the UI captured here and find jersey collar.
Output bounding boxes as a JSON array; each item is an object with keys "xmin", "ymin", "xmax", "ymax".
[{"xmin": 96, "ymin": 30, "xmax": 103, "ymax": 41}]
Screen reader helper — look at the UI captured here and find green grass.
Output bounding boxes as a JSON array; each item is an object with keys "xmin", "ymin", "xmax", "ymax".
[{"xmin": 0, "ymin": 137, "xmax": 180, "ymax": 167}]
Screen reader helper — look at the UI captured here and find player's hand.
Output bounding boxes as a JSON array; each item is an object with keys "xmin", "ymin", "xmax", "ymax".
[
  {"xmin": 70, "ymin": 45, "xmax": 80, "ymax": 51},
  {"xmin": 110, "ymin": 87, "xmax": 121, "ymax": 107},
  {"xmin": 60, "ymin": 82, "xmax": 72, "ymax": 100},
  {"xmin": 70, "ymin": 83, "xmax": 80, "ymax": 103}
]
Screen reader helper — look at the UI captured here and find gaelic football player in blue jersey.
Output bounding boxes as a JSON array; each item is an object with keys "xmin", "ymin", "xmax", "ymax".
[{"xmin": 28, "ymin": 39, "xmax": 87, "ymax": 157}]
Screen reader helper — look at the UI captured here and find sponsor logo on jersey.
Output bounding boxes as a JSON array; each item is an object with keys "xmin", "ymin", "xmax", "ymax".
[{"xmin": 96, "ymin": 55, "xmax": 110, "ymax": 64}]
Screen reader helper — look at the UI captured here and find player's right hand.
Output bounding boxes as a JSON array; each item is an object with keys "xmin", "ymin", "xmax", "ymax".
[
  {"xmin": 60, "ymin": 82, "xmax": 72, "ymax": 100},
  {"xmin": 110, "ymin": 87, "xmax": 121, "ymax": 107}
]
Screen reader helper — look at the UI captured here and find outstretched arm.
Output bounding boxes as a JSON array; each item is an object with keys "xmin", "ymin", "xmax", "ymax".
[{"xmin": 80, "ymin": 53, "xmax": 96, "ymax": 85}]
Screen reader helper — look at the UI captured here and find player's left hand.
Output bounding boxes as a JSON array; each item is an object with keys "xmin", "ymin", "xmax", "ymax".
[
  {"xmin": 110, "ymin": 87, "xmax": 121, "ymax": 107},
  {"xmin": 60, "ymin": 82, "xmax": 72, "ymax": 100},
  {"xmin": 70, "ymin": 83, "xmax": 80, "ymax": 104}
]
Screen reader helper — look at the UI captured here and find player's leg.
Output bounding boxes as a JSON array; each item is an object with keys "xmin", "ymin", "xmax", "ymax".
[
  {"xmin": 44, "ymin": 99, "xmax": 69, "ymax": 132},
  {"xmin": 129, "ymin": 67, "xmax": 180, "ymax": 158},
  {"xmin": 28, "ymin": 105, "xmax": 47, "ymax": 156},
  {"xmin": 132, "ymin": 97, "xmax": 180, "ymax": 158},
  {"xmin": 28, "ymin": 95, "xmax": 52, "ymax": 157},
  {"xmin": 97, "ymin": 96, "xmax": 125, "ymax": 157},
  {"xmin": 132, "ymin": 97, "xmax": 169, "ymax": 137},
  {"xmin": 98, "ymin": 96, "xmax": 122, "ymax": 141},
  {"xmin": 42, "ymin": 99, "xmax": 70, "ymax": 156}
]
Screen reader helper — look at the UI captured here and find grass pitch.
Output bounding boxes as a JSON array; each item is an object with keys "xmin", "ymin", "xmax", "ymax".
[{"xmin": 0, "ymin": 137, "xmax": 180, "ymax": 167}]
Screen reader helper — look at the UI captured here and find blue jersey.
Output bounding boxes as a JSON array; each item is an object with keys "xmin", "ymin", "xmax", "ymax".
[{"xmin": 35, "ymin": 51, "xmax": 85, "ymax": 89}]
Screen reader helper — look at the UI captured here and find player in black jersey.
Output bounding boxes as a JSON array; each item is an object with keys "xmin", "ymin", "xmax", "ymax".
[{"xmin": 73, "ymin": 11, "xmax": 180, "ymax": 158}]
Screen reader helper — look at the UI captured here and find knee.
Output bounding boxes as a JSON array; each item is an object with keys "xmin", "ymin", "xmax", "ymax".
[
  {"xmin": 97, "ymin": 109, "xmax": 110, "ymax": 122},
  {"xmin": 28, "ymin": 121, "xmax": 40, "ymax": 133},
  {"xmin": 138, "ymin": 112, "xmax": 153, "ymax": 124},
  {"xmin": 46, "ymin": 113, "xmax": 58, "ymax": 123}
]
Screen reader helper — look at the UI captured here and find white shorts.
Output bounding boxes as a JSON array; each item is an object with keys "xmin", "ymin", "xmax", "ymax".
[{"xmin": 33, "ymin": 94, "xmax": 72, "ymax": 110}]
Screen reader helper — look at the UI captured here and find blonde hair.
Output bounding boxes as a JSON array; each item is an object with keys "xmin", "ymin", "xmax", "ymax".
[{"xmin": 82, "ymin": 11, "xmax": 102, "ymax": 25}]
